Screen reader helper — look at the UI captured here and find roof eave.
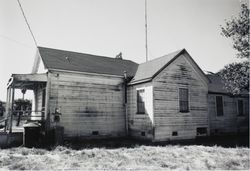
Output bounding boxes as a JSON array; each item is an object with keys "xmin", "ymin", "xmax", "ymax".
[
  {"xmin": 128, "ymin": 77, "xmax": 152, "ymax": 85},
  {"xmin": 48, "ymin": 68, "xmax": 125, "ymax": 78},
  {"xmin": 208, "ymin": 91, "xmax": 249, "ymax": 97}
]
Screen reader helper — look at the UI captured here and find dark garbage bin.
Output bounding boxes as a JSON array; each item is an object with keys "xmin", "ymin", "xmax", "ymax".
[{"xmin": 23, "ymin": 122, "xmax": 41, "ymax": 148}]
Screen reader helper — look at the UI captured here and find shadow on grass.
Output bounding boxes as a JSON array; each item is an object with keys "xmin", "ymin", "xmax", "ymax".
[{"xmin": 63, "ymin": 134, "xmax": 249, "ymax": 150}]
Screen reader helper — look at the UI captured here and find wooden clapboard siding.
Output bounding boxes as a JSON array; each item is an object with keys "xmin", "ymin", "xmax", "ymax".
[
  {"xmin": 208, "ymin": 94, "xmax": 249, "ymax": 134},
  {"xmin": 127, "ymin": 82, "xmax": 154, "ymax": 140},
  {"xmin": 34, "ymin": 84, "xmax": 46, "ymax": 111},
  {"xmin": 47, "ymin": 71, "xmax": 126, "ymax": 137},
  {"xmin": 153, "ymin": 54, "xmax": 209, "ymax": 141}
]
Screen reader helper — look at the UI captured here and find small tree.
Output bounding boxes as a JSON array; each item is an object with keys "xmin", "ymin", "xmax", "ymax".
[
  {"xmin": 220, "ymin": 3, "xmax": 249, "ymax": 94},
  {"xmin": 221, "ymin": 3, "xmax": 249, "ymax": 59},
  {"xmin": 14, "ymin": 99, "xmax": 32, "ymax": 115},
  {"xmin": 219, "ymin": 61, "xmax": 249, "ymax": 94},
  {"xmin": 14, "ymin": 99, "xmax": 32, "ymax": 126}
]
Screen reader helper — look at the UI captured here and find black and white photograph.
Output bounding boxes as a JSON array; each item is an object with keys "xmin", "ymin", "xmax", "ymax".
[{"xmin": 0, "ymin": 0, "xmax": 249, "ymax": 170}]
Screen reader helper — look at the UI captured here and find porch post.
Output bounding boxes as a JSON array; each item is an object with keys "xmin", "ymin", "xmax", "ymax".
[
  {"xmin": 5, "ymin": 88, "xmax": 9, "ymax": 118},
  {"xmin": 5, "ymin": 87, "xmax": 10, "ymax": 132},
  {"xmin": 10, "ymin": 84, "xmax": 15, "ymax": 133},
  {"xmin": 6, "ymin": 87, "xmax": 12, "ymax": 132}
]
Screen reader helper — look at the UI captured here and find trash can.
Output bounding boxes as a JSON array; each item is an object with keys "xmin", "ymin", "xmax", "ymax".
[{"xmin": 23, "ymin": 122, "xmax": 41, "ymax": 148}]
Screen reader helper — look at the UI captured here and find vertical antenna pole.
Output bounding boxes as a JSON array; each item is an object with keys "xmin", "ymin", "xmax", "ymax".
[{"xmin": 145, "ymin": 0, "xmax": 148, "ymax": 62}]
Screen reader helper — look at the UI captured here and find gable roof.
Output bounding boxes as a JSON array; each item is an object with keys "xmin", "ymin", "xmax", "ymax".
[
  {"xmin": 38, "ymin": 47, "xmax": 138, "ymax": 77},
  {"xmin": 130, "ymin": 49, "xmax": 183, "ymax": 84},
  {"xmin": 207, "ymin": 74, "xmax": 248, "ymax": 96},
  {"xmin": 207, "ymin": 74, "xmax": 228, "ymax": 93},
  {"xmin": 130, "ymin": 49, "xmax": 209, "ymax": 84}
]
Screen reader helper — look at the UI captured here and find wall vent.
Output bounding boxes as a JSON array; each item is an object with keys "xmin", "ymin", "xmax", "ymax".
[
  {"xmin": 172, "ymin": 131, "xmax": 178, "ymax": 136},
  {"xmin": 197, "ymin": 127, "xmax": 207, "ymax": 136},
  {"xmin": 92, "ymin": 131, "xmax": 99, "ymax": 135}
]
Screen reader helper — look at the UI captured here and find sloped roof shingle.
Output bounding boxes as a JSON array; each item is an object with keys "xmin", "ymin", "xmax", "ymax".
[
  {"xmin": 207, "ymin": 74, "xmax": 248, "ymax": 95},
  {"xmin": 207, "ymin": 74, "xmax": 228, "ymax": 93},
  {"xmin": 130, "ymin": 49, "xmax": 185, "ymax": 83},
  {"xmin": 38, "ymin": 47, "xmax": 138, "ymax": 77}
]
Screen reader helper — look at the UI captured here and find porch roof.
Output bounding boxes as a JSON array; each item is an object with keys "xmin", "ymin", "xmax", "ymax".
[{"xmin": 8, "ymin": 73, "xmax": 47, "ymax": 90}]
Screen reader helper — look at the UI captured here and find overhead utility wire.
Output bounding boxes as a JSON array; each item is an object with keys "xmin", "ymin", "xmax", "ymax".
[{"xmin": 17, "ymin": 0, "xmax": 38, "ymax": 47}]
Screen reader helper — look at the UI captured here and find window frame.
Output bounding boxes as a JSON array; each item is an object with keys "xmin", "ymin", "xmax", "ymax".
[
  {"xmin": 136, "ymin": 89, "xmax": 145, "ymax": 114},
  {"xmin": 179, "ymin": 88, "xmax": 189, "ymax": 113},
  {"xmin": 216, "ymin": 96, "xmax": 224, "ymax": 117}
]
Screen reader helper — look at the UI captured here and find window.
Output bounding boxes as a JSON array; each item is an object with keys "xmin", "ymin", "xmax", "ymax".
[
  {"xmin": 179, "ymin": 88, "xmax": 189, "ymax": 112},
  {"xmin": 238, "ymin": 100, "xmax": 244, "ymax": 116},
  {"xmin": 216, "ymin": 96, "xmax": 224, "ymax": 116},
  {"xmin": 137, "ymin": 89, "xmax": 145, "ymax": 114}
]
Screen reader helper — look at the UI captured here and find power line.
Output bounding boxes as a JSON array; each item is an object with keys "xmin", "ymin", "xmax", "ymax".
[
  {"xmin": 0, "ymin": 34, "xmax": 34, "ymax": 48},
  {"xmin": 16, "ymin": 0, "xmax": 38, "ymax": 47}
]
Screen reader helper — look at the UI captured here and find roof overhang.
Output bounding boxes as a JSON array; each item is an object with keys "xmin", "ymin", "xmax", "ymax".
[
  {"xmin": 128, "ymin": 77, "xmax": 152, "ymax": 85},
  {"xmin": 208, "ymin": 91, "xmax": 249, "ymax": 97},
  {"xmin": 129, "ymin": 49, "xmax": 210, "ymax": 86},
  {"xmin": 7, "ymin": 73, "xmax": 47, "ymax": 89}
]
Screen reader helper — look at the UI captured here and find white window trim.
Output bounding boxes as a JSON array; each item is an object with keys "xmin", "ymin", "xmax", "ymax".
[{"xmin": 136, "ymin": 88, "xmax": 146, "ymax": 114}]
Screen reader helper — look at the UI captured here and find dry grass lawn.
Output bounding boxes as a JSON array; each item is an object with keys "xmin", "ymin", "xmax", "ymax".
[{"xmin": 0, "ymin": 145, "xmax": 249, "ymax": 170}]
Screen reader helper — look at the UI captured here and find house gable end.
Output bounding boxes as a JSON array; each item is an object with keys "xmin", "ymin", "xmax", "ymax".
[
  {"xmin": 32, "ymin": 48, "xmax": 47, "ymax": 74},
  {"xmin": 152, "ymin": 50, "xmax": 209, "ymax": 87}
]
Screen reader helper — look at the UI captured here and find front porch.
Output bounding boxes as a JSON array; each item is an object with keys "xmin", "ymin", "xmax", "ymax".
[{"xmin": 0, "ymin": 73, "xmax": 48, "ymax": 147}]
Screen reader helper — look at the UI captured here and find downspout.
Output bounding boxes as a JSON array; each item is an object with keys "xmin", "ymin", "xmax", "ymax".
[{"xmin": 123, "ymin": 71, "xmax": 128, "ymax": 136}]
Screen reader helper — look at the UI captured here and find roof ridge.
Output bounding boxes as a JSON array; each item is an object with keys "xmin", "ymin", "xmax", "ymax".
[
  {"xmin": 37, "ymin": 46, "xmax": 139, "ymax": 77},
  {"xmin": 139, "ymin": 48, "xmax": 185, "ymax": 65}
]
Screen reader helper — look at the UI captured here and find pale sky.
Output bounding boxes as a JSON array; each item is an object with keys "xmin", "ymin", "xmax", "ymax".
[{"xmin": 0, "ymin": 0, "xmax": 243, "ymax": 101}]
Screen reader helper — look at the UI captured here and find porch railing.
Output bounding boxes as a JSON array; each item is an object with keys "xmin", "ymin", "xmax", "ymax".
[
  {"xmin": 0, "ymin": 118, "xmax": 8, "ymax": 132},
  {"xmin": 0, "ymin": 109, "xmax": 45, "ymax": 133},
  {"xmin": 14, "ymin": 109, "xmax": 45, "ymax": 122}
]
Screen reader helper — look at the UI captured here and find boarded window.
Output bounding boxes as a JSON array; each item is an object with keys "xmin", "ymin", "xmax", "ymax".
[
  {"xmin": 238, "ymin": 100, "xmax": 244, "ymax": 116},
  {"xmin": 179, "ymin": 88, "xmax": 189, "ymax": 112},
  {"xmin": 216, "ymin": 96, "xmax": 224, "ymax": 116},
  {"xmin": 137, "ymin": 89, "xmax": 145, "ymax": 114}
]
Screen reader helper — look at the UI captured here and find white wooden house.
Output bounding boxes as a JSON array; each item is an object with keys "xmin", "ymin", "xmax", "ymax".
[
  {"xmin": 4, "ymin": 47, "xmax": 248, "ymax": 142},
  {"xmin": 207, "ymin": 74, "xmax": 249, "ymax": 135}
]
